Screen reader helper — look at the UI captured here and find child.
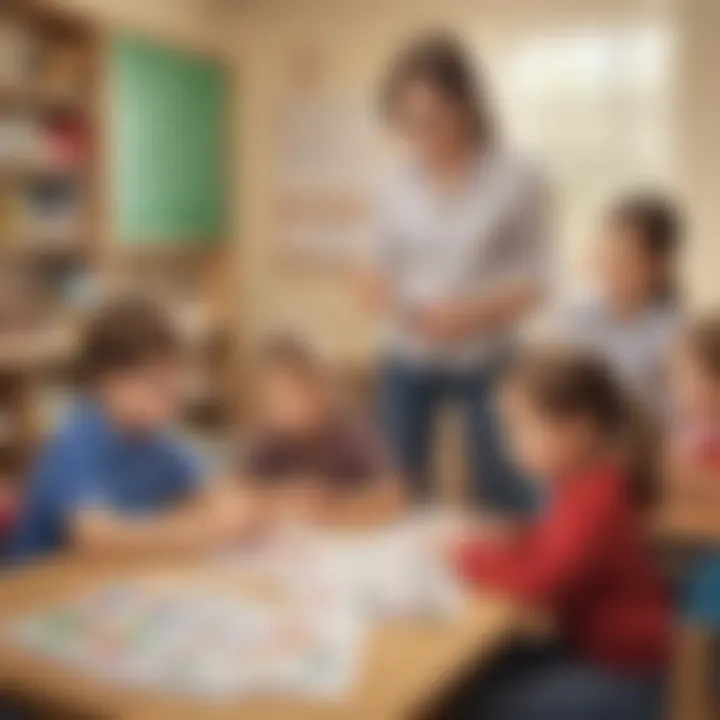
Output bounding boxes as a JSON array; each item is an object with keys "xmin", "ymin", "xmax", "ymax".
[
  {"xmin": 12, "ymin": 297, "xmax": 247, "ymax": 560},
  {"xmin": 451, "ymin": 346, "xmax": 670, "ymax": 720},
  {"xmin": 562, "ymin": 193, "xmax": 682, "ymax": 403},
  {"xmin": 235, "ymin": 337, "xmax": 405, "ymax": 527},
  {"xmin": 664, "ymin": 316, "xmax": 720, "ymax": 720}
]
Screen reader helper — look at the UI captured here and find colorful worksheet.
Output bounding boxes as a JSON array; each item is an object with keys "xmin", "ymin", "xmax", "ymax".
[
  {"xmin": 8, "ymin": 512, "xmax": 467, "ymax": 699},
  {"xmin": 9, "ymin": 582, "xmax": 362, "ymax": 699}
]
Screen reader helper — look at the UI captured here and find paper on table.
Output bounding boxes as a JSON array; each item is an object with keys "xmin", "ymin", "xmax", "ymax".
[
  {"xmin": 9, "ymin": 581, "xmax": 364, "ymax": 699},
  {"xmin": 220, "ymin": 510, "xmax": 468, "ymax": 622}
]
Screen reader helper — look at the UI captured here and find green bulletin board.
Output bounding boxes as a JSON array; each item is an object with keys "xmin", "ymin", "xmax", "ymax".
[{"xmin": 111, "ymin": 36, "xmax": 228, "ymax": 244}]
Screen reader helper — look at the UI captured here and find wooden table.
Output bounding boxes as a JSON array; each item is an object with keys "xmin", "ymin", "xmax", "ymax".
[
  {"xmin": 652, "ymin": 494, "xmax": 720, "ymax": 720},
  {"xmin": 0, "ymin": 554, "xmax": 528, "ymax": 720}
]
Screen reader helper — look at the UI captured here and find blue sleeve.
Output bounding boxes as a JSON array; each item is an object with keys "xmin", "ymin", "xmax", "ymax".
[
  {"xmin": 165, "ymin": 440, "xmax": 204, "ymax": 498},
  {"xmin": 11, "ymin": 441, "xmax": 110, "ymax": 560},
  {"xmin": 55, "ymin": 444, "xmax": 114, "ymax": 511}
]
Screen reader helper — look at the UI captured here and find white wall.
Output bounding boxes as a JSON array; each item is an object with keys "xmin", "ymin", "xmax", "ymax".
[
  {"xmin": 677, "ymin": 0, "xmax": 720, "ymax": 308},
  {"xmin": 51, "ymin": 0, "xmax": 720, "ymax": 357},
  {"xmin": 55, "ymin": 0, "xmax": 221, "ymax": 53}
]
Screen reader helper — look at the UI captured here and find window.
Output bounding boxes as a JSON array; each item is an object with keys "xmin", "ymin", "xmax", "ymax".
[{"xmin": 488, "ymin": 25, "xmax": 674, "ymax": 297}]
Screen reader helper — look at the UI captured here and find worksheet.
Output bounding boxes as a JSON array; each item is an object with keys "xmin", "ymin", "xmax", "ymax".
[
  {"xmin": 221, "ymin": 509, "xmax": 468, "ymax": 622},
  {"xmin": 10, "ymin": 582, "xmax": 362, "ymax": 699},
  {"xmin": 9, "ymin": 512, "xmax": 467, "ymax": 698}
]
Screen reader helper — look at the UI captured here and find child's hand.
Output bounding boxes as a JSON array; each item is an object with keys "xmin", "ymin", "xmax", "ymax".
[
  {"xmin": 415, "ymin": 301, "xmax": 474, "ymax": 343},
  {"xmin": 475, "ymin": 515, "xmax": 521, "ymax": 543},
  {"xmin": 203, "ymin": 489, "xmax": 268, "ymax": 548},
  {"xmin": 434, "ymin": 513, "xmax": 519, "ymax": 565},
  {"xmin": 274, "ymin": 480, "xmax": 329, "ymax": 527},
  {"xmin": 424, "ymin": 511, "xmax": 477, "ymax": 563}
]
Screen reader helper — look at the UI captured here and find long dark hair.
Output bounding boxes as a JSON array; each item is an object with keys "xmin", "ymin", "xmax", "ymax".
[
  {"xmin": 380, "ymin": 32, "xmax": 495, "ymax": 146},
  {"xmin": 505, "ymin": 346, "xmax": 659, "ymax": 510},
  {"xmin": 606, "ymin": 192, "xmax": 683, "ymax": 306}
]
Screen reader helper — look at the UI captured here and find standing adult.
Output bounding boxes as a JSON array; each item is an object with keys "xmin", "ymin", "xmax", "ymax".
[{"xmin": 363, "ymin": 33, "xmax": 552, "ymax": 511}]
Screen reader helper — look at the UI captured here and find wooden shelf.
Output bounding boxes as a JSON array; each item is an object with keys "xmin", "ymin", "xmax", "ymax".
[
  {"xmin": 0, "ymin": 160, "xmax": 83, "ymax": 182},
  {"xmin": 116, "ymin": 240, "xmax": 224, "ymax": 255},
  {"xmin": 5, "ymin": 0, "xmax": 94, "ymax": 36},
  {"xmin": 0, "ymin": 83, "xmax": 87, "ymax": 113},
  {"xmin": 0, "ymin": 239, "xmax": 86, "ymax": 260},
  {"xmin": 0, "ymin": 336, "xmax": 75, "ymax": 374}
]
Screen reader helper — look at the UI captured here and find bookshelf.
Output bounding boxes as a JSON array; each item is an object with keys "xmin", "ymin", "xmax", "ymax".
[{"xmin": 0, "ymin": 0, "xmax": 100, "ymax": 477}]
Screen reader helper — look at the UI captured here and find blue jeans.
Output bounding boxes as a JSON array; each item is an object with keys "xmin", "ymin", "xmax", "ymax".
[
  {"xmin": 451, "ymin": 643, "xmax": 666, "ymax": 720},
  {"xmin": 380, "ymin": 358, "xmax": 533, "ymax": 512}
]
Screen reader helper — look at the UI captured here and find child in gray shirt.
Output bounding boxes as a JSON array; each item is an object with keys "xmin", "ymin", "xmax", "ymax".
[{"xmin": 560, "ymin": 193, "xmax": 683, "ymax": 404}]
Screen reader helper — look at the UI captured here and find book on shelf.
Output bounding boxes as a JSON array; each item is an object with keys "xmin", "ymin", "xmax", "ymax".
[
  {"xmin": 0, "ymin": 14, "xmax": 87, "ymax": 98},
  {"xmin": 0, "ymin": 113, "xmax": 87, "ymax": 169}
]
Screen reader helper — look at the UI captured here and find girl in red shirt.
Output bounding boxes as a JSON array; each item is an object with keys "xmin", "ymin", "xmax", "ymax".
[{"xmin": 451, "ymin": 346, "xmax": 670, "ymax": 720}]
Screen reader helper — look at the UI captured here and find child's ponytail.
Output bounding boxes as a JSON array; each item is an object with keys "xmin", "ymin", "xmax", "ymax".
[{"xmin": 619, "ymin": 393, "xmax": 660, "ymax": 511}]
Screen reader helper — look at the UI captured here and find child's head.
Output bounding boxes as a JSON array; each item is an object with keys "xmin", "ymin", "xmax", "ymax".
[
  {"xmin": 80, "ymin": 297, "xmax": 185, "ymax": 431},
  {"xmin": 595, "ymin": 193, "xmax": 682, "ymax": 311},
  {"xmin": 254, "ymin": 337, "xmax": 335, "ymax": 434},
  {"xmin": 670, "ymin": 316, "xmax": 720, "ymax": 424},
  {"xmin": 501, "ymin": 346, "xmax": 655, "ymax": 504}
]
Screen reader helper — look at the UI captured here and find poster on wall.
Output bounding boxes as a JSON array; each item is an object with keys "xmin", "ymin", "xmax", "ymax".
[{"xmin": 273, "ymin": 45, "xmax": 375, "ymax": 269}]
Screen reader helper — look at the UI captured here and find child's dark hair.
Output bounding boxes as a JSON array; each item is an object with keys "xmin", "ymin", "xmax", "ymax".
[
  {"xmin": 505, "ymin": 346, "xmax": 658, "ymax": 509},
  {"xmin": 380, "ymin": 32, "xmax": 494, "ymax": 144},
  {"xmin": 681, "ymin": 315, "xmax": 720, "ymax": 380},
  {"xmin": 607, "ymin": 192, "xmax": 683, "ymax": 304},
  {"xmin": 79, "ymin": 296, "xmax": 181, "ymax": 384}
]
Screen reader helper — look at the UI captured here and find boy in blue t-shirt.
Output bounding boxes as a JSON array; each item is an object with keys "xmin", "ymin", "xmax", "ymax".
[{"xmin": 13, "ymin": 298, "xmax": 244, "ymax": 560}]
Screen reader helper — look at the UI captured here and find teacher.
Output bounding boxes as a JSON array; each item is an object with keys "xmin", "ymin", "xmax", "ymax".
[{"xmin": 364, "ymin": 33, "xmax": 551, "ymax": 511}]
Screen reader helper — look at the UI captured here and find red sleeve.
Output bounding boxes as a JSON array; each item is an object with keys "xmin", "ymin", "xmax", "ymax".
[{"xmin": 455, "ymin": 474, "xmax": 622, "ymax": 606}]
